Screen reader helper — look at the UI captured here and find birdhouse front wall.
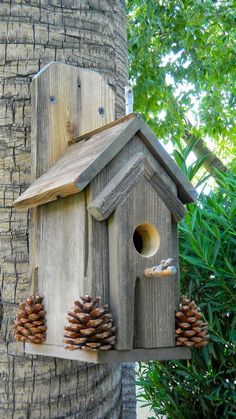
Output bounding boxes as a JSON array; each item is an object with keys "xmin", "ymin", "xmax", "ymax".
[
  {"xmin": 109, "ymin": 177, "xmax": 178, "ymax": 350},
  {"xmin": 84, "ymin": 132, "xmax": 179, "ymax": 301}
]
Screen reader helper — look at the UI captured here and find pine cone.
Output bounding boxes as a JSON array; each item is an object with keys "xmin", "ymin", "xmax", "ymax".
[
  {"xmin": 64, "ymin": 295, "xmax": 116, "ymax": 351},
  {"xmin": 13, "ymin": 295, "xmax": 47, "ymax": 344},
  {"xmin": 175, "ymin": 296, "xmax": 209, "ymax": 348}
]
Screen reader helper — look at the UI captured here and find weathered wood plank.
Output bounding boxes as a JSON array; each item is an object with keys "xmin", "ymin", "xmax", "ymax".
[
  {"xmin": 31, "ymin": 62, "xmax": 115, "ymax": 180},
  {"xmin": 88, "ymin": 152, "xmax": 186, "ymax": 223},
  {"xmin": 147, "ymin": 172, "xmax": 186, "ymax": 223},
  {"xmin": 70, "ymin": 112, "xmax": 137, "ymax": 144},
  {"xmin": 139, "ymin": 125, "xmax": 198, "ymax": 203},
  {"xmin": 36, "ymin": 194, "xmax": 86, "ymax": 346},
  {"xmin": 87, "ymin": 153, "xmax": 145, "ymax": 220},
  {"xmin": 25, "ymin": 343, "xmax": 191, "ymax": 363}
]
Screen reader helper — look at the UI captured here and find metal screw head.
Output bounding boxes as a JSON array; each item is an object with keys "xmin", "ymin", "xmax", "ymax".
[
  {"xmin": 98, "ymin": 107, "xmax": 105, "ymax": 115},
  {"xmin": 50, "ymin": 95, "xmax": 56, "ymax": 104}
]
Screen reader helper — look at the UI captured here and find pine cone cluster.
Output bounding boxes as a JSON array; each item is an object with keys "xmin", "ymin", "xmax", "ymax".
[
  {"xmin": 13, "ymin": 295, "xmax": 47, "ymax": 344},
  {"xmin": 64, "ymin": 295, "xmax": 116, "ymax": 351},
  {"xmin": 175, "ymin": 296, "xmax": 209, "ymax": 348}
]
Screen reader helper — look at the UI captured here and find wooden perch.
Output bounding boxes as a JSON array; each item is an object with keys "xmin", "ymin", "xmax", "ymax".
[{"xmin": 144, "ymin": 265, "xmax": 177, "ymax": 278}]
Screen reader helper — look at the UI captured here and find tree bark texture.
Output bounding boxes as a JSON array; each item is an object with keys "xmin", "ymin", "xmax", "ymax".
[{"xmin": 0, "ymin": 1, "xmax": 136, "ymax": 418}]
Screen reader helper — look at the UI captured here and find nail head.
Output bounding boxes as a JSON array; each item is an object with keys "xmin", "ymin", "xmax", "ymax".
[{"xmin": 98, "ymin": 107, "xmax": 105, "ymax": 115}]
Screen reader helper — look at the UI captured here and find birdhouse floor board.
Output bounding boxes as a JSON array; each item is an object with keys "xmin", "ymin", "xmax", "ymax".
[{"xmin": 25, "ymin": 343, "xmax": 191, "ymax": 364}]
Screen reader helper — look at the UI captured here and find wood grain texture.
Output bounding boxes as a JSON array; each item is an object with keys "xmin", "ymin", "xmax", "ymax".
[
  {"xmin": 27, "ymin": 64, "xmax": 115, "ymax": 352},
  {"xmin": 85, "ymin": 135, "xmax": 181, "ymax": 353},
  {"xmin": 14, "ymin": 113, "xmax": 197, "ymax": 210},
  {"xmin": 25, "ymin": 343, "xmax": 191, "ymax": 363},
  {"xmin": 172, "ymin": 221, "xmax": 180, "ymax": 309},
  {"xmin": 36, "ymin": 194, "xmax": 86, "ymax": 346},
  {"xmin": 14, "ymin": 116, "xmax": 142, "ymax": 209},
  {"xmin": 71, "ymin": 112, "xmax": 137, "ymax": 143},
  {"xmin": 88, "ymin": 152, "xmax": 186, "ymax": 222},
  {"xmin": 139, "ymin": 124, "xmax": 198, "ymax": 203},
  {"xmin": 87, "ymin": 152, "xmax": 145, "ymax": 220},
  {"xmin": 148, "ymin": 172, "xmax": 186, "ymax": 223},
  {"xmin": 109, "ymin": 177, "xmax": 177, "ymax": 350},
  {"xmin": 31, "ymin": 62, "xmax": 115, "ymax": 180}
]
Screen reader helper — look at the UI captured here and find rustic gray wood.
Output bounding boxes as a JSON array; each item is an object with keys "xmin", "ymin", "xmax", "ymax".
[
  {"xmin": 14, "ymin": 113, "xmax": 197, "ymax": 210},
  {"xmin": 88, "ymin": 152, "xmax": 186, "ymax": 223},
  {"xmin": 71, "ymin": 112, "xmax": 137, "ymax": 143},
  {"xmin": 25, "ymin": 112, "xmax": 188, "ymax": 360},
  {"xmin": 87, "ymin": 152, "xmax": 146, "ymax": 220},
  {"xmin": 139, "ymin": 124, "xmax": 198, "ymax": 203},
  {"xmin": 109, "ymin": 177, "xmax": 177, "ymax": 350},
  {"xmin": 14, "ymin": 116, "xmax": 142, "ymax": 209},
  {"xmin": 25, "ymin": 343, "xmax": 191, "ymax": 363},
  {"xmin": 15, "ymin": 64, "xmax": 195, "ymax": 369},
  {"xmin": 172, "ymin": 221, "xmax": 180, "ymax": 309},
  {"xmin": 86, "ymin": 134, "xmax": 181, "ymax": 354},
  {"xmin": 31, "ymin": 62, "xmax": 115, "ymax": 181},
  {"xmin": 36, "ymin": 194, "xmax": 86, "ymax": 347},
  {"xmin": 148, "ymin": 172, "xmax": 186, "ymax": 223}
]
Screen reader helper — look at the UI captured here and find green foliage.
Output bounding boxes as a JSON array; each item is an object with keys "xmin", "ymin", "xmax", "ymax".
[
  {"xmin": 127, "ymin": 0, "xmax": 236, "ymax": 168},
  {"xmin": 136, "ymin": 170, "xmax": 236, "ymax": 418},
  {"xmin": 128, "ymin": 3, "xmax": 236, "ymax": 416}
]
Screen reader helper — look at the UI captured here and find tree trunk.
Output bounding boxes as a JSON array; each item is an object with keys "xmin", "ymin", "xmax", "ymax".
[
  {"xmin": 183, "ymin": 118, "xmax": 227, "ymax": 177},
  {"xmin": 0, "ymin": 1, "xmax": 136, "ymax": 418}
]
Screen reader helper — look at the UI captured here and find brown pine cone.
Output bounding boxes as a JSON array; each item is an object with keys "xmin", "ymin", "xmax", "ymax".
[
  {"xmin": 64, "ymin": 295, "xmax": 116, "ymax": 352},
  {"xmin": 175, "ymin": 296, "xmax": 209, "ymax": 348},
  {"xmin": 13, "ymin": 295, "xmax": 47, "ymax": 344}
]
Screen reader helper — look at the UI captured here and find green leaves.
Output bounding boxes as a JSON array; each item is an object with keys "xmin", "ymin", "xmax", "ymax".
[
  {"xmin": 128, "ymin": 0, "xmax": 236, "ymax": 167},
  {"xmin": 129, "ymin": 3, "xmax": 236, "ymax": 416}
]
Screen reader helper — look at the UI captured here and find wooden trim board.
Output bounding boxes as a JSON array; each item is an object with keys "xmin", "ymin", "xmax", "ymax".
[
  {"xmin": 139, "ymin": 125, "xmax": 198, "ymax": 203},
  {"xmin": 88, "ymin": 152, "xmax": 186, "ymax": 223},
  {"xmin": 69, "ymin": 112, "xmax": 137, "ymax": 143},
  {"xmin": 25, "ymin": 343, "xmax": 191, "ymax": 364}
]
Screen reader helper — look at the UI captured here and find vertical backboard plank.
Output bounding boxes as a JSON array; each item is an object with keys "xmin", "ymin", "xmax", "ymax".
[{"xmin": 31, "ymin": 62, "xmax": 115, "ymax": 180}]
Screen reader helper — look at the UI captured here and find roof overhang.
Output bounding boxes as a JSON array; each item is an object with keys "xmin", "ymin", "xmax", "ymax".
[{"xmin": 14, "ymin": 113, "xmax": 197, "ymax": 210}]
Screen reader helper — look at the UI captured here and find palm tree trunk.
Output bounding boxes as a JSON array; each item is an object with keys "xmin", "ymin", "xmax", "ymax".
[
  {"xmin": 0, "ymin": 1, "xmax": 136, "ymax": 417},
  {"xmin": 183, "ymin": 118, "xmax": 227, "ymax": 176}
]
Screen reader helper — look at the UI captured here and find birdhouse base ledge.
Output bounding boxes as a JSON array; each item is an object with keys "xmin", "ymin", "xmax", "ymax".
[{"xmin": 25, "ymin": 343, "xmax": 191, "ymax": 364}]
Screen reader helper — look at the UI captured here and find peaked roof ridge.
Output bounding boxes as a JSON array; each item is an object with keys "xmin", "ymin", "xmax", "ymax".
[{"xmin": 14, "ymin": 113, "xmax": 197, "ymax": 210}]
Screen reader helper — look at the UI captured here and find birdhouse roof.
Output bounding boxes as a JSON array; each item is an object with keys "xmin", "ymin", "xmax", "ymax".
[{"xmin": 14, "ymin": 113, "xmax": 197, "ymax": 210}]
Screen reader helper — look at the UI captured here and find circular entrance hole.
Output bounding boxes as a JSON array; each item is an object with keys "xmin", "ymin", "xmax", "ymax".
[{"xmin": 133, "ymin": 223, "xmax": 160, "ymax": 257}]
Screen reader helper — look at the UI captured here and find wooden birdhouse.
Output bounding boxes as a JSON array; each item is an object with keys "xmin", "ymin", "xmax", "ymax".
[{"xmin": 14, "ymin": 63, "xmax": 197, "ymax": 363}]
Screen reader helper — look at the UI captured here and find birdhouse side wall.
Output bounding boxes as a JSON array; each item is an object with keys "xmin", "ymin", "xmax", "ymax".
[{"xmin": 35, "ymin": 193, "xmax": 86, "ymax": 347}]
